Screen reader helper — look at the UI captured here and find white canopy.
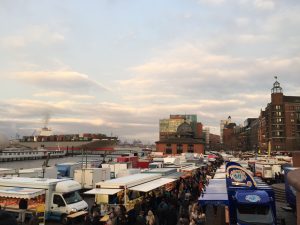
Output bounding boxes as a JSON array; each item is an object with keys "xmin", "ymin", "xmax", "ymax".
[
  {"xmin": 129, "ymin": 178, "xmax": 175, "ymax": 192},
  {"xmin": 0, "ymin": 187, "xmax": 45, "ymax": 199},
  {"xmin": 84, "ymin": 188, "xmax": 122, "ymax": 195},
  {"xmin": 214, "ymin": 173, "xmax": 226, "ymax": 179}
]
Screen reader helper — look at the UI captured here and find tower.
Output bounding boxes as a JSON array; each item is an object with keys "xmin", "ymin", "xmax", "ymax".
[{"xmin": 271, "ymin": 76, "xmax": 283, "ymax": 104}]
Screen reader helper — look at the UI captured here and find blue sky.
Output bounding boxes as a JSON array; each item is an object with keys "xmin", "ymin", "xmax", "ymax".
[{"xmin": 0, "ymin": 0, "xmax": 300, "ymax": 143}]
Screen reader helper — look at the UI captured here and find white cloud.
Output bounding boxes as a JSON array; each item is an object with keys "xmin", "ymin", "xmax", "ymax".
[
  {"xmin": 34, "ymin": 91, "xmax": 95, "ymax": 100},
  {"xmin": 254, "ymin": 0, "xmax": 275, "ymax": 10},
  {"xmin": 0, "ymin": 25, "xmax": 65, "ymax": 48},
  {"xmin": 197, "ymin": 0, "xmax": 225, "ymax": 5},
  {"xmin": 14, "ymin": 70, "xmax": 109, "ymax": 91}
]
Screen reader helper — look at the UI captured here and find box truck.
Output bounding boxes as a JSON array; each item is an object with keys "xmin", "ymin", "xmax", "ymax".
[
  {"xmin": 74, "ymin": 168, "xmax": 111, "ymax": 189},
  {"xmin": 0, "ymin": 177, "xmax": 88, "ymax": 224}
]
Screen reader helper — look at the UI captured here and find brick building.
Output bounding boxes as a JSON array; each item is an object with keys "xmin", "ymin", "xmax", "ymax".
[
  {"xmin": 156, "ymin": 114, "xmax": 205, "ymax": 154},
  {"xmin": 258, "ymin": 79, "xmax": 300, "ymax": 152}
]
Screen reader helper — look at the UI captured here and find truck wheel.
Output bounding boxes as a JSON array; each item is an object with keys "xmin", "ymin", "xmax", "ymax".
[{"xmin": 61, "ymin": 214, "xmax": 69, "ymax": 225}]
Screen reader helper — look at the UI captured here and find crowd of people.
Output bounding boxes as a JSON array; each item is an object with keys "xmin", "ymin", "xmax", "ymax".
[{"xmin": 84, "ymin": 160, "xmax": 222, "ymax": 225}]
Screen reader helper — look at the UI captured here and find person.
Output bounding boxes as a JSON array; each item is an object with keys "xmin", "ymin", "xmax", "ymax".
[
  {"xmin": 91, "ymin": 210, "xmax": 101, "ymax": 225},
  {"xmin": 157, "ymin": 198, "xmax": 168, "ymax": 225},
  {"xmin": 0, "ymin": 210, "xmax": 18, "ymax": 225},
  {"xmin": 146, "ymin": 210, "xmax": 155, "ymax": 225},
  {"xmin": 136, "ymin": 210, "xmax": 146, "ymax": 225},
  {"xmin": 90, "ymin": 202, "xmax": 98, "ymax": 214},
  {"xmin": 84, "ymin": 212, "xmax": 92, "ymax": 225},
  {"xmin": 28, "ymin": 212, "xmax": 39, "ymax": 225},
  {"xmin": 115, "ymin": 205, "xmax": 128, "ymax": 225},
  {"xmin": 18, "ymin": 198, "xmax": 28, "ymax": 224},
  {"xmin": 106, "ymin": 211, "xmax": 117, "ymax": 225}
]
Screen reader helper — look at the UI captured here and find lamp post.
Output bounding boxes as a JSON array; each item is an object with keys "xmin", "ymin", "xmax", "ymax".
[{"xmin": 42, "ymin": 163, "xmax": 46, "ymax": 178}]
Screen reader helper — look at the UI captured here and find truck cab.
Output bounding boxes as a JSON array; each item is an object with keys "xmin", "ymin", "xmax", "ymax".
[
  {"xmin": 235, "ymin": 190, "xmax": 275, "ymax": 225},
  {"xmin": 48, "ymin": 180, "xmax": 88, "ymax": 223}
]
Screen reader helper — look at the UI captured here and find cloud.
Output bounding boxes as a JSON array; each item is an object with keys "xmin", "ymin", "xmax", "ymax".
[
  {"xmin": 34, "ymin": 91, "xmax": 95, "ymax": 100},
  {"xmin": 14, "ymin": 70, "xmax": 109, "ymax": 91},
  {"xmin": 0, "ymin": 25, "xmax": 65, "ymax": 48},
  {"xmin": 254, "ymin": 0, "xmax": 275, "ymax": 10},
  {"xmin": 197, "ymin": 0, "xmax": 225, "ymax": 5}
]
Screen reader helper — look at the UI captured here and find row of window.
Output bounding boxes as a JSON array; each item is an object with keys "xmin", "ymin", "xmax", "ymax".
[{"xmin": 165, "ymin": 144, "xmax": 194, "ymax": 154}]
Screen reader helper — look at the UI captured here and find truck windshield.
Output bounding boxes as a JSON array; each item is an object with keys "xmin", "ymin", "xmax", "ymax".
[
  {"xmin": 63, "ymin": 191, "xmax": 83, "ymax": 204},
  {"xmin": 237, "ymin": 204, "xmax": 274, "ymax": 225}
]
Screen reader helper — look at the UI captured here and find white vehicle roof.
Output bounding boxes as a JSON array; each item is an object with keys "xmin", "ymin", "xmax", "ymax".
[
  {"xmin": 96, "ymin": 173, "xmax": 161, "ymax": 189},
  {"xmin": 56, "ymin": 162, "xmax": 80, "ymax": 166},
  {"xmin": 0, "ymin": 177, "xmax": 67, "ymax": 188}
]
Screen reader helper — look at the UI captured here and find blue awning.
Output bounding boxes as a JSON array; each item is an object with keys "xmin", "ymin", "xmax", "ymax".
[{"xmin": 199, "ymin": 193, "xmax": 229, "ymax": 206}]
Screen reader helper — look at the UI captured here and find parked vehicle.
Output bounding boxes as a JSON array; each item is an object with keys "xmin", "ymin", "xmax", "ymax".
[
  {"xmin": 56, "ymin": 162, "xmax": 82, "ymax": 178},
  {"xmin": 0, "ymin": 177, "xmax": 88, "ymax": 224},
  {"xmin": 74, "ymin": 168, "xmax": 110, "ymax": 189}
]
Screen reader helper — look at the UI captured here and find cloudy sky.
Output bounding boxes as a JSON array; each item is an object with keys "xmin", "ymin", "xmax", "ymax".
[{"xmin": 0, "ymin": 0, "xmax": 300, "ymax": 143}]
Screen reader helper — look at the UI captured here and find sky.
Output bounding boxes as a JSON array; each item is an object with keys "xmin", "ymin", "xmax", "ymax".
[{"xmin": 0, "ymin": 0, "xmax": 300, "ymax": 143}]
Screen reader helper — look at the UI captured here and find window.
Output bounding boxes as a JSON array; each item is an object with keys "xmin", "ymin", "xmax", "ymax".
[
  {"xmin": 166, "ymin": 144, "xmax": 172, "ymax": 154},
  {"xmin": 166, "ymin": 148, "xmax": 172, "ymax": 154},
  {"xmin": 63, "ymin": 191, "xmax": 82, "ymax": 204},
  {"xmin": 53, "ymin": 195, "xmax": 65, "ymax": 207},
  {"xmin": 177, "ymin": 144, "xmax": 183, "ymax": 154},
  {"xmin": 188, "ymin": 144, "xmax": 194, "ymax": 153},
  {"xmin": 297, "ymin": 113, "xmax": 300, "ymax": 123}
]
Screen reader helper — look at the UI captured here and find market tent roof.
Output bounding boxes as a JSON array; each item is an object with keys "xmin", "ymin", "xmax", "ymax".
[
  {"xmin": 213, "ymin": 173, "xmax": 226, "ymax": 179},
  {"xmin": 165, "ymin": 172, "xmax": 184, "ymax": 180},
  {"xmin": 204, "ymin": 179, "xmax": 227, "ymax": 194},
  {"xmin": 129, "ymin": 178, "xmax": 175, "ymax": 192},
  {"xmin": 199, "ymin": 193, "xmax": 228, "ymax": 206},
  {"xmin": 181, "ymin": 166, "xmax": 200, "ymax": 172},
  {"xmin": 96, "ymin": 173, "xmax": 161, "ymax": 188},
  {"xmin": 84, "ymin": 188, "xmax": 122, "ymax": 195},
  {"xmin": 0, "ymin": 187, "xmax": 45, "ymax": 199}
]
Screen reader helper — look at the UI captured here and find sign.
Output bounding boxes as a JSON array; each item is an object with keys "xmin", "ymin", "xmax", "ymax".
[
  {"xmin": 226, "ymin": 162, "xmax": 257, "ymax": 189},
  {"xmin": 245, "ymin": 195, "xmax": 261, "ymax": 203},
  {"xmin": 230, "ymin": 170, "xmax": 246, "ymax": 182}
]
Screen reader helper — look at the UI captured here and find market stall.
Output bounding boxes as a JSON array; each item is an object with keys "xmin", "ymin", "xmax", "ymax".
[{"xmin": 0, "ymin": 187, "xmax": 46, "ymax": 224}]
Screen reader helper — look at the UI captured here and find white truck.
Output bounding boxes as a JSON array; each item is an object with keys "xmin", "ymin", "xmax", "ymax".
[
  {"xmin": 102, "ymin": 162, "xmax": 131, "ymax": 178},
  {"xmin": 74, "ymin": 168, "xmax": 111, "ymax": 189},
  {"xmin": 255, "ymin": 163, "xmax": 272, "ymax": 180},
  {"xmin": 56, "ymin": 162, "xmax": 82, "ymax": 178},
  {"xmin": 0, "ymin": 177, "xmax": 88, "ymax": 224}
]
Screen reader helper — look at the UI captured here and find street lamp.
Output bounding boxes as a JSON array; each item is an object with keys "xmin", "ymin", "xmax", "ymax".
[{"xmin": 42, "ymin": 163, "xmax": 46, "ymax": 178}]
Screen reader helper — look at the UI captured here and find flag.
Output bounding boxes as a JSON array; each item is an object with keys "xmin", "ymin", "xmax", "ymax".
[{"xmin": 258, "ymin": 147, "xmax": 261, "ymax": 155}]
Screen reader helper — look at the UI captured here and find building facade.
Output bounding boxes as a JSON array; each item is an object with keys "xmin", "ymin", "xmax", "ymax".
[
  {"xmin": 258, "ymin": 80, "xmax": 300, "ymax": 152},
  {"xmin": 156, "ymin": 114, "xmax": 205, "ymax": 154}
]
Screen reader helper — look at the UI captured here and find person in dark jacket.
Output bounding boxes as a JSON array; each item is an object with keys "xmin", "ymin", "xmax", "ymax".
[
  {"xmin": 0, "ymin": 210, "xmax": 18, "ymax": 225},
  {"xmin": 18, "ymin": 198, "xmax": 28, "ymax": 224},
  {"xmin": 91, "ymin": 210, "xmax": 101, "ymax": 225},
  {"xmin": 28, "ymin": 212, "xmax": 39, "ymax": 225}
]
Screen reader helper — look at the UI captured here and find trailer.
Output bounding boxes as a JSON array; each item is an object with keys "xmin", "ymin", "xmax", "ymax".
[
  {"xmin": 199, "ymin": 162, "xmax": 277, "ymax": 225},
  {"xmin": 56, "ymin": 162, "xmax": 82, "ymax": 178},
  {"xmin": 101, "ymin": 162, "xmax": 132, "ymax": 178},
  {"xmin": 255, "ymin": 163, "xmax": 272, "ymax": 180},
  {"xmin": 0, "ymin": 177, "xmax": 88, "ymax": 224},
  {"xmin": 227, "ymin": 162, "xmax": 276, "ymax": 225},
  {"xmin": 74, "ymin": 168, "xmax": 111, "ymax": 189}
]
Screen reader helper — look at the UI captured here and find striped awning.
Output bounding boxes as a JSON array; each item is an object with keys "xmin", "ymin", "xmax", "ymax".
[{"xmin": 0, "ymin": 187, "xmax": 45, "ymax": 199}]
